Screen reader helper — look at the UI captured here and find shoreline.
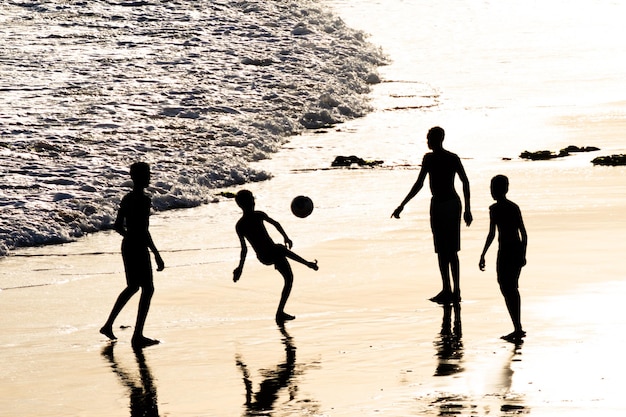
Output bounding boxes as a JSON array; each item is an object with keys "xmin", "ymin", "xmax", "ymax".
[
  {"xmin": 3, "ymin": 127, "xmax": 626, "ymax": 415},
  {"xmin": 0, "ymin": 0, "xmax": 386, "ymax": 255}
]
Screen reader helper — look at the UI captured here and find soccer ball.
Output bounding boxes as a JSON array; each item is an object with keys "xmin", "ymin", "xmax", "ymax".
[{"xmin": 291, "ymin": 195, "xmax": 314, "ymax": 218}]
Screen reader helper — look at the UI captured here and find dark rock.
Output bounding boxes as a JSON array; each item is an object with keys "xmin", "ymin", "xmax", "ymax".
[
  {"xmin": 521, "ymin": 145, "xmax": 601, "ymax": 161},
  {"xmin": 520, "ymin": 150, "xmax": 558, "ymax": 160},
  {"xmin": 560, "ymin": 145, "xmax": 600, "ymax": 153},
  {"xmin": 591, "ymin": 154, "xmax": 626, "ymax": 166},
  {"xmin": 331, "ymin": 155, "xmax": 383, "ymax": 167}
]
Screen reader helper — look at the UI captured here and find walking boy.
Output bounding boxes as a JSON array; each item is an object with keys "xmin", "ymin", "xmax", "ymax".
[
  {"xmin": 233, "ymin": 190, "xmax": 318, "ymax": 323},
  {"xmin": 479, "ymin": 175, "xmax": 527, "ymax": 342},
  {"xmin": 100, "ymin": 162, "xmax": 165, "ymax": 349}
]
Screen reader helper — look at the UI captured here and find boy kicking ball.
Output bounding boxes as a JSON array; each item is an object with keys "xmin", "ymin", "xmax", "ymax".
[
  {"xmin": 479, "ymin": 175, "xmax": 528, "ymax": 343},
  {"xmin": 233, "ymin": 190, "xmax": 318, "ymax": 323}
]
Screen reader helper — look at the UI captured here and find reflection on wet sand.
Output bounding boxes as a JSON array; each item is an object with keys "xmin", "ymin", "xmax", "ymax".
[
  {"xmin": 235, "ymin": 324, "xmax": 319, "ymax": 416},
  {"xmin": 498, "ymin": 343, "xmax": 528, "ymax": 415},
  {"xmin": 434, "ymin": 303, "xmax": 463, "ymax": 377},
  {"xmin": 101, "ymin": 343, "xmax": 159, "ymax": 417},
  {"xmin": 429, "ymin": 305, "xmax": 529, "ymax": 416}
]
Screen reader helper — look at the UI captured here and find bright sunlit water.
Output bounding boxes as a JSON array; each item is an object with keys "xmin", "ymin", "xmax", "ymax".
[
  {"xmin": 0, "ymin": 0, "xmax": 385, "ymax": 255},
  {"xmin": 2, "ymin": 0, "xmax": 625, "ymax": 256}
]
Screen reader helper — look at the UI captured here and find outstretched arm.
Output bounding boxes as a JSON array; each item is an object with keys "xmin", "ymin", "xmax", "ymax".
[
  {"xmin": 265, "ymin": 216, "xmax": 293, "ymax": 249},
  {"xmin": 392, "ymin": 166, "xmax": 427, "ymax": 219},
  {"xmin": 233, "ymin": 230, "xmax": 247, "ymax": 282},
  {"xmin": 479, "ymin": 217, "xmax": 496, "ymax": 271},
  {"xmin": 457, "ymin": 162, "xmax": 472, "ymax": 226}
]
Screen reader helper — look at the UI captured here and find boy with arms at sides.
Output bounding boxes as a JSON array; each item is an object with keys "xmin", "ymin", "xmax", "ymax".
[
  {"xmin": 233, "ymin": 190, "xmax": 318, "ymax": 323},
  {"xmin": 100, "ymin": 162, "xmax": 165, "ymax": 349},
  {"xmin": 479, "ymin": 175, "xmax": 527, "ymax": 342}
]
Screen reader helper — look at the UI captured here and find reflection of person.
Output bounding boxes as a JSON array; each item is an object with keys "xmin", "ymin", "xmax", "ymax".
[
  {"xmin": 392, "ymin": 126, "xmax": 472, "ymax": 304},
  {"xmin": 498, "ymin": 345, "xmax": 526, "ymax": 412},
  {"xmin": 479, "ymin": 175, "xmax": 527, "ymax": 342},
  {"xmin": 434, "ymin": 303, "xmax": 463, "ymax": 376},
  {"xmin": 100, "ymin": 162, "xmax": 165, "ymax": 349},
  {"xmin": 101, "ymin": 343, "xmax": 160, "ymax": 417},
  {"xmin": 233, "ymin": 190, "xmax": 318, "ymax": 323},
  {"xmin": 235, "ymin": 325, "xmax": 296, "ymax": 415}
]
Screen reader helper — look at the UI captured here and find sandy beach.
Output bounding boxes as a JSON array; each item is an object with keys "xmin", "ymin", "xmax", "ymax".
[
  {"xmin": 2, "ymin": 115, "xmax": 626, "ymax": 416},
  {"xmin": 4, "ymin": 0, "xmax": 626, "ymax": 415}
]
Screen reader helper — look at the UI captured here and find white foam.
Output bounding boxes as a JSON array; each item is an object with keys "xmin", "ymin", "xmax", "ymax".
[{"xmin": 0, "ymin": 0, "xmax": 386, "ymax": 255}]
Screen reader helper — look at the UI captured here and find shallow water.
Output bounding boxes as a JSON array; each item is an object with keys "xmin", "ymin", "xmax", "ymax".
[{"xmin": 0, "ymin": 0, "xmax": 385, "ymax": 254}]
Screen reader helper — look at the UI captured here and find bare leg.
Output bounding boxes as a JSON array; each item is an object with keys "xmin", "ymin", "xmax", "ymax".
[
  {"xmin": 274, "ymin": 259, "xmax": 295, "ymax": 323},
  {"xmin": 502, "ymin": 288, "xmax": 522, "ymax": 333},
  {"xmin": 437, "ymin": 253, "xmax": 453, "ymax": 293},
  {"xmin": 132, "ymin": 284, "xmax": 159, "ymax": 349},
  {"xmin": 499, "ymin": 267, "xmax": 525, "ymax": 342},
  {"xmin": 430, "ymin": 253, "xmax": 454, "ymax": 304},
  {"xmin": 133, "ymin": 284, "xmax": 154, "ymax": 337},
  {"xmin": 431, "ymin": 252, "xmax": 461, "ymax": 303},
  {"xmin": 280, "ymin": 246, "xmax": 318, "ymax": 270},
  {"xmin": 100, "ymin": 286, "xmax": 140, "ymax": 340},
  {"xmin": 450, "ymin": 252, "xmax": 460, "ymax": 301}
]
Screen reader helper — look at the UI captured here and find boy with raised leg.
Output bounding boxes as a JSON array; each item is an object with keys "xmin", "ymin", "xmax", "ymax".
[{"xmin": 233, "ymin": 190, "xmax": 318, "ymax": 323}]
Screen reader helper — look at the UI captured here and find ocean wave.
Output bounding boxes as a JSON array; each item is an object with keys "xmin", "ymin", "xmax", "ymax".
[{"xmin": 0, "ymin": 0, "xmax": 387, "ymax": 255}]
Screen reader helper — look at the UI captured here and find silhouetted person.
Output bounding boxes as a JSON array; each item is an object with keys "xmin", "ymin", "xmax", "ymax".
[
  {"xmin": 434, "ymin": 302, "xmax": 464, "ymax": 376},
  {"xmin": 392, "ymin": 126, "xmax": 472, "ymax": 304},
  {"xmin": 100, "ymin": 162, "xmax": 165, "ymax": 349},
  {"xmin": 101, "ymin": 343, "xmax": 160, "ymax": 417},
  {"xmin": 233, "ymin": 190, "xmax": 318, "ymax": 323},
  {"xmin": 479, "ymin": 175, "xmax": 527, "ymax": 342},
  {"xmin": 235, "ymin": 325, "xmax": 296, "ymax": 415}
]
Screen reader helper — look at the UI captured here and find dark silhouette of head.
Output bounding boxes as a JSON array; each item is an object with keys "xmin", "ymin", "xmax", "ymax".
[
  {"xmin": 427, "ymin": 126, "xmax": 445, "ymax": 150},
  {"xmin": 130, "ymin": 162, "xmax": 151, "ymax": 189},
  {"xmin": 235, "ymin": 190, "xmax": 255, "ymax": 212},
  {"xmin": 491, "ymin": 174, "xmax": 509, "ymax": 200}
]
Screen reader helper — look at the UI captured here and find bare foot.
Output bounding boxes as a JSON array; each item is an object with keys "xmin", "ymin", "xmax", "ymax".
[
  {"xmin": 131, "ymin": 336, "xmax": 160, "ymax": 349},
  {"xmin": 501, "ymin": 330, "xmax": 526, "ymax": 343},
  {"xmin": 429, "ymin": 291, "xmax": 453, "ymax": 304},
  {"xmin": 100, "ymin": 326, "xmax": 117, "ymax": 341},
  {"xmin": 276, "ymin": 312, "xmax": 296, "ymax": 323}
]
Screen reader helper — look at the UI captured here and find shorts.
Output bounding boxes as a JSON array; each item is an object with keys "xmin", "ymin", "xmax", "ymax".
[
  {"xmin": 256, "ymin": 243, "xmax": 287, "ymax": 269},
  {"xmin": 121, "ymin": 239, "xmax": 153, "ymax": 288},
  {"xmin": 496, "ymin": 242, "xmax": 524, "ymax": 293},
  {"xmin": 430, "ymin": 197, "xmax": 461, "ymax": 254}
]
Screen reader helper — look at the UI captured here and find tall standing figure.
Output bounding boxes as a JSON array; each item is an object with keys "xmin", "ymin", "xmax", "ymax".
[
  {"xmin": 100, "ymin": 162, "xmax": 165, "ymax": 349},
  {"xmin": 479, "ymin": 175, "xmax": 527, "ymax": 342},
  {"xmin": 233, "ymin": 190, "xmax": 318, "ymax": 323},
  {"xmin": 392, "ymin": 126, "xmax": 472, "ymax": 304}
]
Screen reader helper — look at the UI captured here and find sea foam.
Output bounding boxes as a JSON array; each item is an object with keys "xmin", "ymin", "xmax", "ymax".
[{"xmin": 0, "ymin": 0, "xmax": 386, "ymax": 255}]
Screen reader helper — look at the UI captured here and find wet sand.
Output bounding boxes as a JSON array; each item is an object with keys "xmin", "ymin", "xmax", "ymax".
[{"xmin": 2, "ymin": 130, "xmax": 626, "ymax": 416}]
